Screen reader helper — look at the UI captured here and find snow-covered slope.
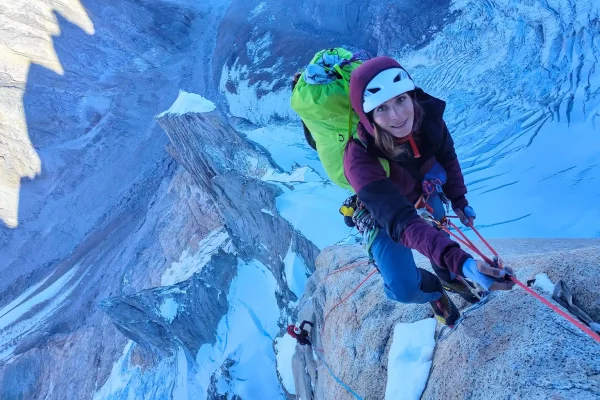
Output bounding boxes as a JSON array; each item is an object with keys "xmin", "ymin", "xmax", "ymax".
[
  {"xmin": 96, "ymin": 258, "xmax": 285, "ymax": 399},
  {"xmin": 231, "ymin": 0, "xmax": 600, "ymax": 240},
  {"xmin": 396, "ymin": 0, "xmax": 600, "ymax": 238}
]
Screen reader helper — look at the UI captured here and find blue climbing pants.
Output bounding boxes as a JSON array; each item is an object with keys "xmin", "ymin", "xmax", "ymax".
[{"xmin": 370, "ymin": 194, "xmax": 451, "ymax": 304}]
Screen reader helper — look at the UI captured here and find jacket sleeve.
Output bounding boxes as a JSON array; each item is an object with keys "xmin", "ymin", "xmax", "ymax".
[
  {"xmin": 344, "ymin": 141, "xmax": 470, "ymax": 275},
  {"xmin": 435, "ymin": 121, "xmax": 468, "ymax": 210}
]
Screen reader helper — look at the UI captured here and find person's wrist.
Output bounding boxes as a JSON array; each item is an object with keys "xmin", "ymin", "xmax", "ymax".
[{"xmin": 451, "ymin": 195, "xmax": 468, "ymax": 211}]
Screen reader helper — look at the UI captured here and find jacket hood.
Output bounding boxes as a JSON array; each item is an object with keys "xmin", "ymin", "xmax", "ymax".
[{"xmin": 350, "ymin": 56, "xmax": 411, "ymax": 137}]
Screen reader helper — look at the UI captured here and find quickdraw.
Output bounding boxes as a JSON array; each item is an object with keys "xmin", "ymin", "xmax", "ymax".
[{"xmin": 421, "ymin": 179, "xmax": 450, "ymax": 209}]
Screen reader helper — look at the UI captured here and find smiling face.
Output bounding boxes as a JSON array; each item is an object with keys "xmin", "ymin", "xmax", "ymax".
[{"xmin": 371, "ymin": 93, "xmax": 415, "ymax": 138}]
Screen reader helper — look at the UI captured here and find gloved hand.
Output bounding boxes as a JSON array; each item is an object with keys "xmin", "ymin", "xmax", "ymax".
[
  {"xmin": 454, "ymin": 205, "xmax": 476, "ymax": 226},
  {"xmin": 462, "ymin": 258, "xmax": 515, "ymax": 291}
]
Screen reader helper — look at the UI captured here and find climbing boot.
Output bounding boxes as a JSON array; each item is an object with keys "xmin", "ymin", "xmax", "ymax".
[
  {"xmin": 429, "ymin": 289, "xmax": 460, "ymax": 327},
  {"xmin": 441, "ymin": 277, "xmax": 484, "ymax": 304}
]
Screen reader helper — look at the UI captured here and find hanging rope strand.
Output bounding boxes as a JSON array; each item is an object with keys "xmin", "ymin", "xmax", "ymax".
[
  {"xmin": 321, "ymin": 268, "xmax": 378, "ymax": 335},
  {"xmin": 467, "ymin": 221, "xmax": 500, "ymax": 258},
  {"xmin": 324, "ymin": 259, "xmax": 370, "ymax": 280},
  {"xmin": 441, "ymin": 225, "xmax": 495, "ymax": 265},
  {"xmin": 510, "ymin": 277, "xmax": 600, "ymax": 343},
  {"xmin": 309, "ymin": 339, "xmax": 364, "ymax": 400}
]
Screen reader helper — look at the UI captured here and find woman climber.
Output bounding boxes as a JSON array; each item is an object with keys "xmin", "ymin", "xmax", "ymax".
[{"xmin": 343, "ymin": 57, "xmax": 515, "ymax": 326}]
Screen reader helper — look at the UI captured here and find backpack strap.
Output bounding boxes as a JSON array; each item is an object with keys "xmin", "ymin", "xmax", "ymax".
[{"xmin": 333, "ymin": 63, "xmax": 355, "ymax": 143}]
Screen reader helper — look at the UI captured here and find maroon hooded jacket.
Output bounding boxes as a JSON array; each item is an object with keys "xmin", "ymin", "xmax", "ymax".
[{"xmin": 343, "ymin": 57, "xmax": 471, "ymax": 275}]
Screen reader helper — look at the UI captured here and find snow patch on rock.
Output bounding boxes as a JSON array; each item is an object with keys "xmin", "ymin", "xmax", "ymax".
[
  {"xmin": 275, "ymin": 334, "xmax": 297, "ymax": 395},
  {"xmin": 533, "ymin": 273, "xmax": 555, "ymax": 294},
  {"xmin": 157, "ymin": 90, "xmax": 216, "ymax": 117},
  {"xmin": 385, "ymin": 318, "xmax": 437, "ymax": 400}
]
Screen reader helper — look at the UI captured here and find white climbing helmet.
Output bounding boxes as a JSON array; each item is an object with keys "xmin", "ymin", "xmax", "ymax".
[{"xmin": 363, "ymin": 68, "xmax": 415, "ymax": 113}]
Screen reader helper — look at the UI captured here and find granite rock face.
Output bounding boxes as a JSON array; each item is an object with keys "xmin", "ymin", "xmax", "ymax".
[{"xmin": 288, "ymin": 240, "xmax": 600, "ymax": 400}]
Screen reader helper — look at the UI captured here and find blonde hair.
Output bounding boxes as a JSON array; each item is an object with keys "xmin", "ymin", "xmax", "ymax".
[{"xmin": 369, "ymin": 94, "xmax": 424, "ymax": 159}]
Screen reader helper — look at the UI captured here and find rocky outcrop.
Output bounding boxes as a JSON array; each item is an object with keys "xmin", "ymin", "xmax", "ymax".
[
  {"xmin": 0, "ymin": 0, "xmax": 321, "ymax": 397},
  {"xmin": 157, "ymin": 108, "xmax": 274, "ymax": 191},
  {"xmin": 212, "ymin": 172, "xmax": 319, "ymax": 278},
  {"xmin": 60, "ymin": 101, "xmax": 315, "ymax": 374},
  {"xmin": 293, "ymin": 245, "xmax": 434, "ymax": 400},
  {"xmin": 99, "ymin": 251, "xmax": 237, "ymax": 358},
  {"xmin": 423, "ymin": 242, "xmax": 600, "ymax": 400},
  {"xmin": 290, "ymin": 239, "xmax": 600, "ymax": 400},
  {"xmin": 156, "ymin": 104, "xmax": 319, "ymax": 288}
]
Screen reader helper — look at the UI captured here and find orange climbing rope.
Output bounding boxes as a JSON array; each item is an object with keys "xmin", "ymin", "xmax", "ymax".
[{"xmin": 323, "ymin": 258, "xmax": 370, "ymax": 280}]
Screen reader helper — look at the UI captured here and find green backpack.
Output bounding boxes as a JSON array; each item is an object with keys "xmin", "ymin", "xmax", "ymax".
[{"xmin": 290, "ymin": 48, "xmax": 390, "ymax": 192}]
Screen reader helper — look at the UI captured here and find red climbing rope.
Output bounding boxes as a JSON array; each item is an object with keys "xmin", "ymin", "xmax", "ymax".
[
  {"xmin": 316, "ymin": 208, "xmax": 600, "ymax": 345},
  {"xmin": 439, "ymin": 217, "xmax": 600, "ymax": 344},
  {"xmin": 323, "ymin": 258, "xmax": 370, "ymax": 280},
  {"xmin": 439, "ymin": 219, "xmax": 496, "ymax": 266},
  {"xmin": 320, "ymin": 268, "xmax": 378, "ymax": 335},
  {"xmin": 466, "ymin": 221, "xmax": 500, "ymax": 259},
  {"xmin": 510, "ymin": 277, "xmax": 600, "ymax": 343}
]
